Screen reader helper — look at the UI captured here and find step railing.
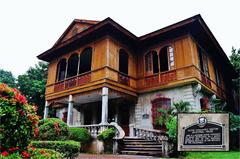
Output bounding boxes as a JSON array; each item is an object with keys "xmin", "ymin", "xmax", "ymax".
[
  {"xmin": 133, "ymin": 127, "xmax": 169, "ymax": 157},
  {"xmin": 70, "ymin": 122, "xmax": 125, "ymax": 140}
]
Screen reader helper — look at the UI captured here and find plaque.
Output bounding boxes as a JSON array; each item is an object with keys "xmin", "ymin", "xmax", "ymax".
[
  {"xmin": 142, "ymin": 113, "xmax": 149, "ymax": 119},
  {"xmin": 178, "ymin": 113, "xmax": 229, "ymax": 151}
]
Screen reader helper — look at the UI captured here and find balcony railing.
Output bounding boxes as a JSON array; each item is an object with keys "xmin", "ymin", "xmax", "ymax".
[
  {"xmin": 54, "ymin": 72, "xmax": 91, "ymax": 92},
  {"xmin": 141, "ymin": 65, "xmax": 225, "ymax": 98},
  {"xmin": 144, "ymin": 70, "xmax": 177, "ymax": 87},
  {"xmin": 118, "ymin": 73, "xmax": 130, "ymax": 86}
]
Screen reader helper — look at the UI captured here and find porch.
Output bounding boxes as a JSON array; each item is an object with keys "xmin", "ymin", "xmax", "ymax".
[{"xmin": 44, "ymin": 87, "xmax": 136, "ymax": 136}]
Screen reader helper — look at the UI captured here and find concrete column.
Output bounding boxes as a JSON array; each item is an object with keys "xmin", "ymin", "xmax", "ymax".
[
  {"xmin": 101, "ymin": 87, "xmax": 109, "ymax": 124},
  {"xmin": 43, "ymin": 101, "xmax": 48, "ymax": 119},
  {"xmin": 67, "ymin": 95, "xmax": 73, "ymax": 126}
]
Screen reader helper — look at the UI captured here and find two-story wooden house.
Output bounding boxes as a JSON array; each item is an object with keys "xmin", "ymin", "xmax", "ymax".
[{"xmin": 37, "ymin": 15, "xmax": 236, "ymax": 139}]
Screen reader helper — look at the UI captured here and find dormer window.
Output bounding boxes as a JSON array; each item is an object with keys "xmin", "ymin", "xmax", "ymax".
[{"xmin": 119, "ymin": 49, "xmax": 129, "ymax": 75}]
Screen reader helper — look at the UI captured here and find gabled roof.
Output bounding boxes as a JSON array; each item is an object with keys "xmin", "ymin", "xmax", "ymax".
[
  {"xmin": 37, "ymin": 15, "xmax": 237, "ymax": 77},
  {"xmin": 53, "ymin": 19, "xmax": 99, "ymax": 47}
]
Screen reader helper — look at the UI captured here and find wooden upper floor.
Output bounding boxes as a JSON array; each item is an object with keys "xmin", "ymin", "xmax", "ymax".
[{"xmin": 37, "ymin": 15, "xmax": 237, "ymax": 101}]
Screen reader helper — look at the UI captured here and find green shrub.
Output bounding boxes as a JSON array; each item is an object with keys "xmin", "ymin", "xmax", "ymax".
[
  {"xmin": 97, "ymin": 128, "xmax": 116, "ymax": 142},
  {"xmin": 0, "ymin": 83, "xmax": 39, "ymax": 151},
  {"xmin": 69, "ymin": 127, "xmax": 91, "ymax": 143},
  {"xmin": 0, "ymin": 148, "xmax": 64, "ymax": 159},
  {"xmin": 36, "ymin": 118, "xmax": 69, "ymax": 141},
  {"xmin": 166, "ymin": 116, "xmax": 177, "ymax": 143},
  {"xmin": 31, "ymin": 140, "xmax": 80, "ymax": 158}
]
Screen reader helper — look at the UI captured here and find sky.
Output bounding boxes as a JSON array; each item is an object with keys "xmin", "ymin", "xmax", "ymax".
[{"xmin": 0, "ymin": 0, "xmax": 239, "ymax": 77}]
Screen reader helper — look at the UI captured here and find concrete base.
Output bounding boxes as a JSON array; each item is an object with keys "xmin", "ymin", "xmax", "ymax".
[{"xmin": 83, "ymin": 139, "xmax": 104, "ymax": 153}]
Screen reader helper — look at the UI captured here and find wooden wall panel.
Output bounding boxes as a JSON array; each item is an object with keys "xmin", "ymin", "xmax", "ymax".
[
  {"xmin": 47, "ymin": 59, "xmax": 58, "ymax": 85},
  {"xmin": 107, "ymin": 37, "xmax": 137, "ymax": 78},
  {"xmin": 208, "ymin": 56, "xmax": 216, "ymax": 83},
  {"xmin": 92, "ymin": 38, "xmax": 107, "ymax": 70}
]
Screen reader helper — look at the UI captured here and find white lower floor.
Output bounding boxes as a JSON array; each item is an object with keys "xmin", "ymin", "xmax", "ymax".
[{"xmin": 45, "ymin": 83, "xmax": 219, "ymax": 134}]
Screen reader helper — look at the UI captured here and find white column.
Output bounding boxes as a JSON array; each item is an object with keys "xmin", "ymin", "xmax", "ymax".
[
  {"xmin": 101, "ymin": 87, "xmax": 109, "ymax": 124},
  {"xmin": 43, "ymin": 101, "xmax": 48, "ymax": 119},
  {"xmin": 67, "ymin": 95, "xmax": 73, "ymax": 126}
]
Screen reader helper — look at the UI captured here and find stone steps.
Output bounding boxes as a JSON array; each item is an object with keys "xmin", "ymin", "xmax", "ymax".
[{"xmin": 120, "ymin": 137, "xmax": 163, "ymax": 156}]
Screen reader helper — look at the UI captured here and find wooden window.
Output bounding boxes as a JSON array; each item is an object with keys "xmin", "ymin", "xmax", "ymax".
[
  {"xmin": 168, "ymin": 46, "xmax": 174, "ymax": 69},
  {"xmin": 198, "ymin": 46, "xmax": 210, "ymax": 77},
  {"xmin": 151, "ymin": 97, "xmax": 171, "ymax": 129},
  {"xmin": 119, "ymin": 49, "xmax": 129, "ymax": 75},
  {"xmin": 72, "ymin": 27, "xmax": 78, "ymax": 36},
  {"xmin": 67, "ymin": 54, "xmax": 79, "ymax": 78},
  {"xmin": 160, "ymin": 46, "xmax": 169, "ymax": 72},
  {"xmin": 145, "ymin": 51, "xmax": 159, "ymax": 74},
  {"xmin": 145, "ymin": 52, "xmax": 152, "ymax": 73},
  {"xmin": 56, "ymin": 59, "xmax": 67, "ymax": 81},
  {"xmin": 79, "ymin": 47, "xmax": 92, "ymax": 74},
  {"xmin": 200, "ymin": 97, "xmax": 209, "ymax": 111},
  {"xmin": 215, "ymin": 65, "xmax": 221, "ymax": 86}
]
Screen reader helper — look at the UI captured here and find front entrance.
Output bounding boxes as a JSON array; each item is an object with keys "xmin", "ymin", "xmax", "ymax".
[{"xmin": 119, "ymin": 106, "xmax": 130, "ymax": 136}]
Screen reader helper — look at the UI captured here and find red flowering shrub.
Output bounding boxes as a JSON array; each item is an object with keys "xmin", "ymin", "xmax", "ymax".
[
  {"xmin": 0, "ymin": 83, "xmax": 39, "ymax": 152},
  {"xmin": 36, "ymin": 118, "xmax": 69, "ymax": 141}
]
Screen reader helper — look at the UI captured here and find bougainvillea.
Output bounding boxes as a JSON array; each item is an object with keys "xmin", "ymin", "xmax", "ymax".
[
  {"xmin": 0, "ymin": 83, "xmax": 39, "ymax": 153},
  {"xmin": 36, "ymin": 118, "xmax": 69, "ymax": 141}
]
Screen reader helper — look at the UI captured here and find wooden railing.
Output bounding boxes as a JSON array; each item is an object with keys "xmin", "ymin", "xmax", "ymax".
[
  {"xmin": 118, "ymin": 72, "xmax": 130, "ymax": 86},
  {"xmin": 54, "ymin": 72, "xmax": 91, "ymax": 92},
  {"xmin": 141, "ymin": 65, "xmax": 225, "ymax": 98}
]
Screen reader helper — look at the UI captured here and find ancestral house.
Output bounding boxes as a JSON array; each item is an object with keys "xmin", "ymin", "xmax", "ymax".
[{"xmin": 37, "ymin": 15, "xmax": 236, "ymax": 155}]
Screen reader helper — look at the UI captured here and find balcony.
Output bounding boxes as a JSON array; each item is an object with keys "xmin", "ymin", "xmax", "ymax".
[
  {"xmin": 54, "ymin": 72, "xmax": 91, "ymax": 92},
  {"xmin": 118, "ymin": 72, "xmax": 130, "ymax": 86},
  {"xmin": 140, "ymin": 65, "xmax": 226, "ymax": 99}
]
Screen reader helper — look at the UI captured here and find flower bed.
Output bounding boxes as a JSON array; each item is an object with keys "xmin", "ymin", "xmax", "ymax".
[
  {"xmin": 0, "ymin": 148, "xmax": 64, "ymax": 159},
  {"xmin": 31, "ymin": 140, "xmax": 80, "ymax": 158}
]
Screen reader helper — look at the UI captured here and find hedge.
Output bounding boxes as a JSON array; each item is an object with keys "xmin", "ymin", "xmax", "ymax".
[
  {"xmin": 69, "ymin": 127, "xmax": 91, "ymax": 143},
  {"xmin": 31, "ymin": 140, "xmax": 80, "ymax": 158}
]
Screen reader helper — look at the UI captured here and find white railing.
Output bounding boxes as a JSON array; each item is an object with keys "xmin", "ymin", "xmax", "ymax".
[
  {"xmin": 70, "ymin": 122, "xmax": 125, "ymax": 140},
  {"xmin": 133, "ymin": 127, "xmax": 169, "ymax": 157}
]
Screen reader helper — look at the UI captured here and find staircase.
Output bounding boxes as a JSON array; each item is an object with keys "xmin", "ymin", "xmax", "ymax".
[{"xmin": 120, "ymin": 137, "xmax": 163, "ymax": 156}]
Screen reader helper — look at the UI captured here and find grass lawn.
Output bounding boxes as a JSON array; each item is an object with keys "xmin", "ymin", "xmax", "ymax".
[{"xmin": 184, "ymin": 151, "xmax": 240, "ymax": 159}]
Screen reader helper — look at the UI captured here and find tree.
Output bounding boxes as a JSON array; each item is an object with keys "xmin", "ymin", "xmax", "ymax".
[
  {"xmin": 229, "ymin": 47, "xmax": 240, "ymax": 112},
  {"xmin": 0, "ymin": 69, "xmax": 16, "ymax": 88},
  {"xmin": 17, "ymin": 61, "xmax": 48, "ymax": 117}
]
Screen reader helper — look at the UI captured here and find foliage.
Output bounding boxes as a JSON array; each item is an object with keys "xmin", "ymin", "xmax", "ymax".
[
  {"xmin": 17, "ymin": 61, "xmax": 48, "ymax": 117},
  {"xmin": 0, "ymin": 148, "xmax": 64, "ymax": 159},
  {"xmin": 97, "ymin": 128, "xmax": 116, "ymax": 142},
  {"xmin": 36, "ymin": 118, "xmax": 69, "ymax": 141},
  {"xmin": 229, "ymin": 112, "xmax": 240, "ymax": 132},
  {"xmin": 229, "ymin": 47, "xmax": 240, "ymax": 111},
  {"xmin": 211, "ymin": 98, "xmax": 225, "ymax": 112},
  {"xmin": 172, "ymin": 100, "xmax": 190, "ymax": 114},
  {"xmin": 166, "ymin": 116, "xmax": 177, "ymax": 143},
  {"xmin": 185, "ymin": 151, "xmax": 240, "ymax": 159},
  {"xmin": 31, "ymin": 140, "xmax": 80, "ymax": 158},
  {"xmin": 156, "ymin": 100, "xmax": 190, "ymax": 127},
  {"xmin": 0, "ymin": 69, "xmax": 16, "ymax": 88},
  {"xmin": 0, "ymin": 83, "xmax": 39, "ymax": 151},
  {"xmin": 69, "ymin": 127, "xmax": 91, "ymax": 143},
  {"xmin": 155, "ymin": 108, "xmax": 170, "ymax": 127}
]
